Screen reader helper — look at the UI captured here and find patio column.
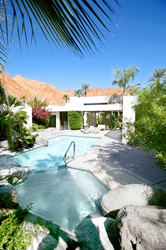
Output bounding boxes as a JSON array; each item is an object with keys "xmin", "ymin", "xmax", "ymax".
[
  {"xmin": 56, "ymin": 112, "xmax": 60, "ymax": 130},
  {"xmin": 83, "ymin": 112, "xmax": 88, "ymax": 127}
]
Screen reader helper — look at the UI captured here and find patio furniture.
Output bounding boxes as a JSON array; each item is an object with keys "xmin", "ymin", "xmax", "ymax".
[
  {"xmin": 97, "ymin": 124, "xmax": 105, "ymax": 131},
  {"xmin": 83, "ymin": 126, "xmax": 98, "ymax": 134}
]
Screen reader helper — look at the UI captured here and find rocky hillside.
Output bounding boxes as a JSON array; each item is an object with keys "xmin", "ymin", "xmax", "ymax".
[{"xmin": 1, "ymin": 73, "xmax": 124, "ymax": 105}]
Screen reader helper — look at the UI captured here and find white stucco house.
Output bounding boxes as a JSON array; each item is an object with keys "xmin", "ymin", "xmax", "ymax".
[
  {"xmin": 10, "ymin": 95, "xmax": 136, "ymax": 144},
  {"xmin": 47, "ymin": 95, "xmax": 137, "ymax": 143},
  {"xmin": 48, "ymin": 95, "xmax": 122, "ymax": 130}
]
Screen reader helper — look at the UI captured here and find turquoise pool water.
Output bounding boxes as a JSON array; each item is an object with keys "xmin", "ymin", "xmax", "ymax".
[
  {"xmin": 15, "ymin": 168, "xmax": 108, "ymax": 231},
  {"xmin": 13, "ymin": 136, "xmax": 108, "ymax": 230},
  {"xmin": 13, "ymin": 136, "xmax": 100, "ymax": 171}
]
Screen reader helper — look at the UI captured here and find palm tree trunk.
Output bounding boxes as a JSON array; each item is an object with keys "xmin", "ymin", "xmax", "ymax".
[{"xmin": 6, "ymin": 122, "xmax": 12, "ymax": 149}]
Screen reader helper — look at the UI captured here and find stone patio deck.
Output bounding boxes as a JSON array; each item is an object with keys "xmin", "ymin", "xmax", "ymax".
[{"xmin": 1, "ymin": 128, "xmax": 166, "ymax": 190}]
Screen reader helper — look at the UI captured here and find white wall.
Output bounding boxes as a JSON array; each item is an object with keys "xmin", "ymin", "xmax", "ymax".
[
  {"xmin": 122, "ymin": 96, "xmax": 137, "ymax": 144},
  {"xmin": 48, "ymin": 96, "xmax": 122, "ymax": 112},
  {"xmin": 48, "ymin": 96, "xmax": 137, "ymax": 140},
  {"xmin": 48, "ymin": 103, "xmax": 122, "ymax": 112}
]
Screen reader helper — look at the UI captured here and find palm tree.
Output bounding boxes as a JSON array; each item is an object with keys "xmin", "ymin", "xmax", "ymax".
[
  {"xmin": 148, "ymin": 68, "xmax": 166, "ymax": 93},
  {"xmin": 129, "ymin": 83, "xmax": 141, "ymax": 95},
  {"xmin": 1, "ymin": 0, "xmax": 120, "ymax": 64},
  {"xmin": 62, "ymin": 94, "xmax": 69, "ymax": 103},
  {"xmin": 13, "ymin": 110, "xmax": 28, "ymax": 132},
  {"xmin": 112, "ymin": 67, "xmax": 140, "ymax": 96},
  {"xmin": 0, "ymin": 83, "xmax": 22, "ymax": 148},
  {"xmin": 74, "ymin": 89, "xmax": 83, "ymax": 97},
  {"xmin": 81, "ymin": 83, "xmax": 90, "ymax": 97}
]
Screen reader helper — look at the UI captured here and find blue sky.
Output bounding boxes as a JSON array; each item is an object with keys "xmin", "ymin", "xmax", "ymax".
[{"xmin": 5, "ymin": 0, "xmax": 166, "ymax": 91}]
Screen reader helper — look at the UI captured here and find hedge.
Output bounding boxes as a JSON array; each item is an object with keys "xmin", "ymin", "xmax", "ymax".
[{"xmin": 68, "ymin": 111, "xmax": 83, "ymax": 130}]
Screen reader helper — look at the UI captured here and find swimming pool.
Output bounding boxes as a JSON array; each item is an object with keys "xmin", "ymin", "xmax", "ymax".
[
  {"xmin": 13, "ymin": 136, "xmax": 100, "ymax": 171},
  {"xmin": 15, "ymin": 168, "xmax": 108, "ymax": 231},
  {"xmin": 13, "ymin": 136, "xmax": 108, "ymax": 230}
]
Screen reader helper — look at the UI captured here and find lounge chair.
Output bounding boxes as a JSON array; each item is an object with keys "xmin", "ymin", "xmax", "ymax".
[
  {"xmin": 94, "ymin": 127, "xmax": 100, "ymax": 133},
  {"xmin": 97, "ymin": 124, "xmax": 105, "ymax": 131},
  {"xmin": 83, "ymin": 126, "xmax": 95, "ymax": 134}
]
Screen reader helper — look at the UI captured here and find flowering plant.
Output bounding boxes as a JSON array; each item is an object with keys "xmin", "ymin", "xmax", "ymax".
[{"xmin": 32, "ymin": 104, "xmax": 51, "ymax": 127}]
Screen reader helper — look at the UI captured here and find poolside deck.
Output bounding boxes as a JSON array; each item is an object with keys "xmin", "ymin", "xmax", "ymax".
[{"xmin": 1, "ymin": 128, "xmax": 166, "ymax": 190}]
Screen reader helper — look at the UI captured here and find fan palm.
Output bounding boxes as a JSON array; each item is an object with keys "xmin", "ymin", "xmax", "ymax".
[
  {"xmin": 112, "ymin": 66, "xmax": 140, "ymax": 96},
  {"xmin": 0, "ymin": 0, "xmax": 120, "ymax": 65},
  {"xmin": 0, "ymin": 81, "xmax": 22, "ymax": 148},
  {"xmin": 0, "ymin": 75, "xmax": 22, "ymax": 110}
]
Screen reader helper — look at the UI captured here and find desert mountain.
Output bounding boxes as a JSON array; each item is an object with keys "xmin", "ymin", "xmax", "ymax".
[{"xmin": 1, "ymin": 73, "xmax": 124, "ymax": 105}]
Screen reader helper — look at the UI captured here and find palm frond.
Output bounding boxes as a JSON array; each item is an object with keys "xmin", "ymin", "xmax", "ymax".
[
  {"xmin": 112, "ymin": 66, "xmax": 139, "ymax": 95},
  {"xmin": 75, "ymin": 89, "xmax": 83, "ymax": 97},
  {"xmin": 0, "ymin": 2, "xmax": 8, "ymax": 66},
  {"xmin": 1, "ymin": 0, "xmax": 120, "ymax": 61}
]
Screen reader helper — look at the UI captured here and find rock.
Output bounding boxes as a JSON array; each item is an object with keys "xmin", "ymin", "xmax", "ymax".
[
  {"xmin": 117, "ymin": 205, "xmax": 166, "ymax": 250},
  {"xmin": 26, "ymin": 233, "xmax": 66, "ymax": 250},
  {"xmin": 119, "ymin": 205, "xmax": 166, "ymax": 222},
  {"xmin": 35, "ymin": 136, "xmax": 48, "ymax": 146},
  {"xmin": 0, "ymin": 159, "xmax": 29, "ymax": 184},
  {"xmin": 100, "ymin": 184, "xmax": 156, "ymax": 215},
  {"xmin": 70, "ymin": 213, "xmax": 119, "ymax": 250},
  {"xmin": 0, "ymin": 158, "xmax": 20, "ymax": 168},
  {"xmin": 0, "ymin": 181, "xmax": 19, "ymax": 209}
]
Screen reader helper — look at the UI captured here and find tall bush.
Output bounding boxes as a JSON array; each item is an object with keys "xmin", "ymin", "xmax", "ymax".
[
  {"xmin": 124, "ymin": 74, "xmax": 166, "ymax": 169},
  {"xmin": 32, "ymin": 104, "xmax": 51, "ymax": 127},
  {"xmin": 68, "ymin": 111, "xmax": 83, "ymax": 130}
]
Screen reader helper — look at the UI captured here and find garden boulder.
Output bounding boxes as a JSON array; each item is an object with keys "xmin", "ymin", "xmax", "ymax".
[
  {"xmin": 0, "ymin": 158, "xmax": 29, "ymax": 184},
  {"xmin": 26, "ymin": 233, "xmax": 67, "ymax": 250},
  {"xmin": 70, "ymin": 213, "xmax": 119, "ymax": 250},
  {"xmin": 100, "ymin": 183, "xmax": 163, "ymax": 215},
  {"xmin": 0, "ymin": 180, "xmax": 19, "ymax": 209},
  {"xmin": 117, "ymin": 205, "xmax": 166, "ymax": 250}
]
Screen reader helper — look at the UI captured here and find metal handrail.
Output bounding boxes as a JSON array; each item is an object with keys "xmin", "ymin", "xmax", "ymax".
[{"xmin": 63, "ymin": 141, "xmax": 75, "ymax": 164}]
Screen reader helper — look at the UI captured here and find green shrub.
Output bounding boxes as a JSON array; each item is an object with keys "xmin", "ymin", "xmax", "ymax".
[
  {"xmin": 13, "ymin": 127, "xmax": 36, "ymax": 149},
  {"xmin": 68, "ymin": 111, "xmax": 83, "ymax": 130},
  {"xmin": 123, "ymin": 79, "xmax": 166, "ymax": 169},
  {"xmin": 148, "ymin": 187, "xmax": 166, "ymax": 206},
  {"xmin": 38, "ymin": 125, "xmax": 45, "ymax": 130},
  {"xmin": 155, "ymin": 152, "xmax": 166, "ymax": 170},
  {"xmin": 32, "ymin": 123, "xmax": 39, "ymax": 131},
  {"xmin": 110, "ymin": 115, "xmax": 118, "ymax": 129},
  {"xmin": 0, "ymin": 205, "xmax": 38, "ymax": 250}
]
